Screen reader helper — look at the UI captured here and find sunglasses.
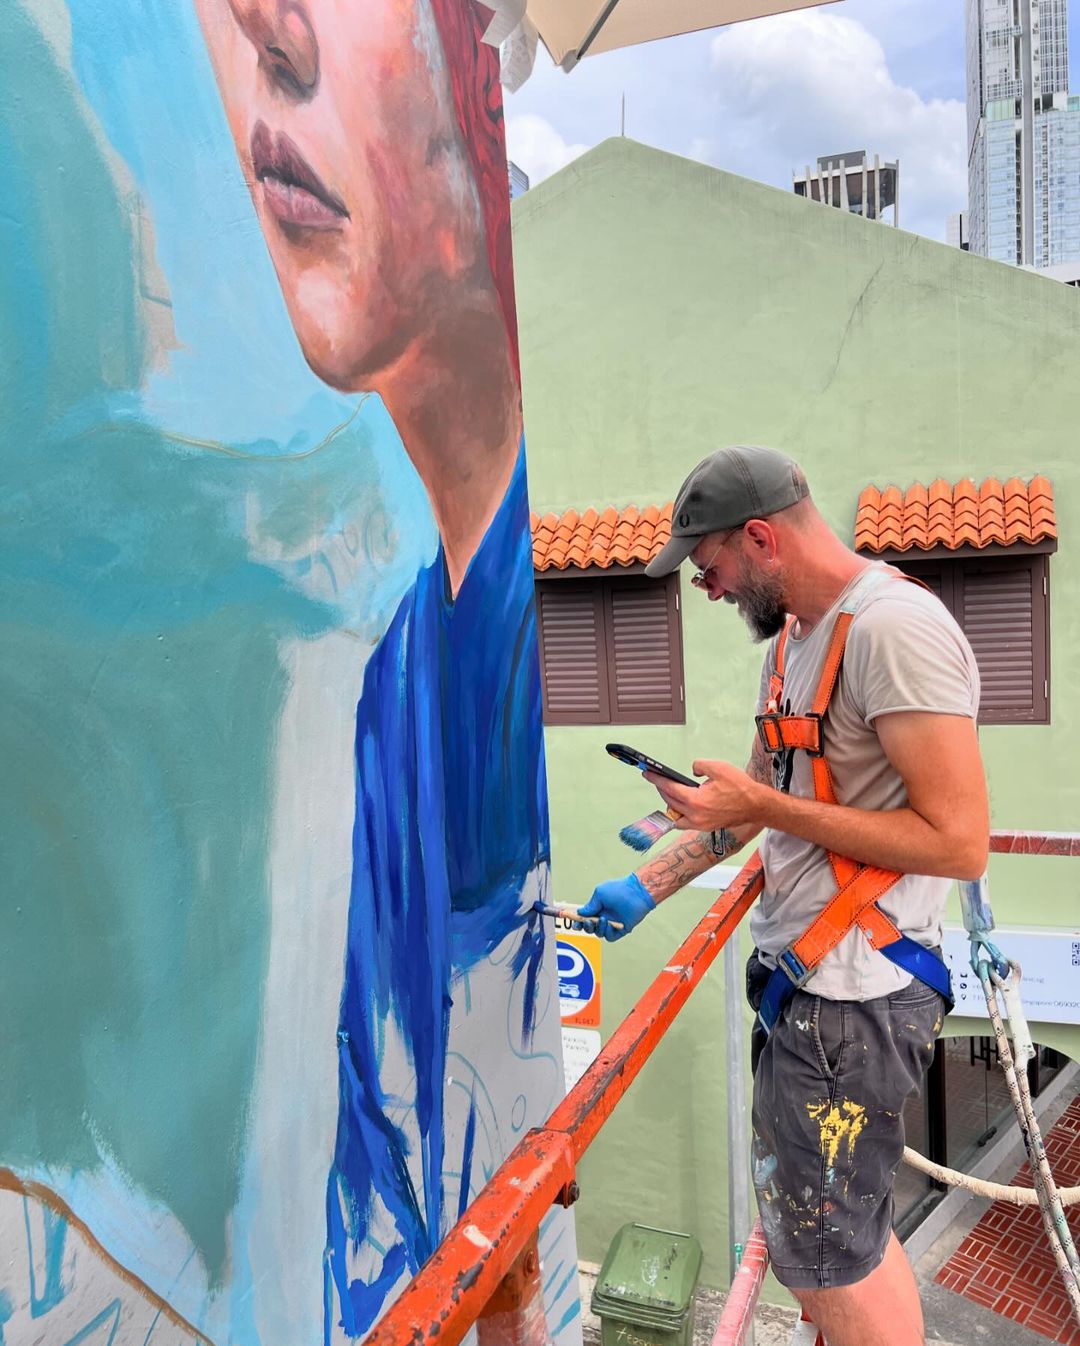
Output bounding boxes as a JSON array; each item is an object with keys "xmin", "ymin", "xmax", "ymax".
[{"xmin": 689, "ymin": 526, "xmax": 745, "ymax": 589}]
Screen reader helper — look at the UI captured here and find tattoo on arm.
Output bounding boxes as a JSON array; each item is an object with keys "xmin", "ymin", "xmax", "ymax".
[
  {"xmin": 637, "ymin": 832, "xmax": 715, "ymax": 902},
  {"xmin": 636, "ymin": 740, "xmax": 770, "ymax": 904},
  {"xmin": 747, "ymin": 741, "xmax": 772, "ymax": 786}
]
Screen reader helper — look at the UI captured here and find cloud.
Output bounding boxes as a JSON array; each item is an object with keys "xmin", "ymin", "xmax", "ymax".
[
  {"xmin": 703, "ymin": 10, "xmax": 966, "ymax": 240},
  {"xmin": 505, "ymin": 113, "xmax": 589, "ymax": 185}
]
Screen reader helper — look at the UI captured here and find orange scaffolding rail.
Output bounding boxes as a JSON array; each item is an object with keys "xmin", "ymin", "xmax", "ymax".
[{"xmin": 362, "ymin": 831, "xmax": 1078, "ymax": 1346}]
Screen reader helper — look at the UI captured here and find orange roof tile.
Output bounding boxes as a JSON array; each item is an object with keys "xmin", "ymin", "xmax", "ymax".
[
  {"xmin": 854, "ymin": 475, "xmax": 1056, "ymax": 554},
  {"xmin": 532, "ymin": 502, "xmax": 674, "ymax": 571}
]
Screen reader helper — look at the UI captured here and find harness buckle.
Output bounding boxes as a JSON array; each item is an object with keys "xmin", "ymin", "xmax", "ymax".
[
  {"xmin": 755, "ymin": 712, "xmax": 785, "ymax": 755},
  {"xmin": 776, "ymin": 945, "xmax": 815, "ymax": 989},
  {"xmin": 754, "ymin": 711, "xmax": 824, "ymax": 757}
]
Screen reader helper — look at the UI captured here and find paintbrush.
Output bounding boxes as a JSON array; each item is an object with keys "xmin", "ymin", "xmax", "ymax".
[
  {"xmin": 531, "ymin": 901, "xmax": 624, "ymax": 932},
  {"xmin": 619, "ymin": 808, "xmax": 683, "ymax": 852}
]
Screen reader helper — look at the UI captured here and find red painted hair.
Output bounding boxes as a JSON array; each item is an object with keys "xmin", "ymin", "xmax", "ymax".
[{"xmin": 427, "ymin": 0, "xmax": 519, "ymax": 380}]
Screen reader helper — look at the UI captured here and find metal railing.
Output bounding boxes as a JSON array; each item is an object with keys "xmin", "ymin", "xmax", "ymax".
[{"xmin": 363, "ymin": 831, "xmax": 1079, "ymax": 1346}]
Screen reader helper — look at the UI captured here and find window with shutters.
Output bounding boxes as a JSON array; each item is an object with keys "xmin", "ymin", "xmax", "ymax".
[
  {"xmin": 534, "ymin": 572, "xmax": 685, "ymax": 726},
  {"xmin": 892, "ymin": 552, "xmax": 1051, "ymax": 725}
]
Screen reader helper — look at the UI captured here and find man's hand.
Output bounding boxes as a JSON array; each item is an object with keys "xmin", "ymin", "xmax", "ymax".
[
  {"xmin": 644, "ymin": 760, "xmax": 768, "ymax": 832},
  {"xmin": 644, "ymin": 713, "xmax": 987, "ymax": 880},
  {"xmin": 576, "ymin": 873, "xmax": 656, "ymax": 942}
]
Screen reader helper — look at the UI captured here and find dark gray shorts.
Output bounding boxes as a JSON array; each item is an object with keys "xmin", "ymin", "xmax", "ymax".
[{"xmin": 745, "ymin": 951, "xmax": 946, "ymax": 1291}]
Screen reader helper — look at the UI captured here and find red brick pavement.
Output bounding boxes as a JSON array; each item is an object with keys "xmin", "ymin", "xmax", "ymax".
[{"xmin": 936, "ymin": 1094, "xmax": 1080, "ymax": 1343}]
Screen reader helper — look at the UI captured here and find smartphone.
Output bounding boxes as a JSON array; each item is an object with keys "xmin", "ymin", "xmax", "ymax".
[{"xmin": 605, "ymin": 742, "xmax": 699, "ymax": 789}]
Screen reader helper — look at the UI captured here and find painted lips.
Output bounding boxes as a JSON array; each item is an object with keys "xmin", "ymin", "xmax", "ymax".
[{"xmin": 250, "ymin": 120, "xmax": 349, "ymax": 231}]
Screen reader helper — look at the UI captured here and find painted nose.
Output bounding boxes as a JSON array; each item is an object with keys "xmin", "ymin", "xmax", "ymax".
[{"xmin": 226, "ymin": 0, "xmax": 319, "ymax": 92}]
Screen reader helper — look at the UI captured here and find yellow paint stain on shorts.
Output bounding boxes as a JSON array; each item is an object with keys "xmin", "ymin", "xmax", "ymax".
[{"xmin": 806, "ymin": 1098, "xmax": 867, "ymax": 1168}]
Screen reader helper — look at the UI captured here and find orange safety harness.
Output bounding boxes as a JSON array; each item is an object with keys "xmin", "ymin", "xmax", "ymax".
[{"xmin": 754, "ymin": 575, "xmax": 954, "ymax": 1034}]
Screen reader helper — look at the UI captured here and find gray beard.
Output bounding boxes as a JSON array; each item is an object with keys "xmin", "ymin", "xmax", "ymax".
[{"xmin": 730, "ymin": 588, "xmax": 787, "ymax": 643}]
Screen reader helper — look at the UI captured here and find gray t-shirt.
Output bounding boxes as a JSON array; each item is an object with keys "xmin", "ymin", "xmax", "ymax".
[{"xmin": 749, "ymin": 563, "xmax": 981, "ymax": 1001}]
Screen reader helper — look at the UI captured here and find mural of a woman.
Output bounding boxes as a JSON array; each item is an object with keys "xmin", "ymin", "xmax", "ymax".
[{"xmin": 194, "ymin": 1, "xmax": 559, "ymax": 1338}]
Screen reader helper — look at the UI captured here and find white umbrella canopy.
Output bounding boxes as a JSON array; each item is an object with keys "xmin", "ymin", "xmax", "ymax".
[{"xmin": 527, "ymin": 0, "xmax": 838, "ymax": 68}]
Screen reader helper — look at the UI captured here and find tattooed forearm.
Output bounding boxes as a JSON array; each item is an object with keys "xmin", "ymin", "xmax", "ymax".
[
  {"xmin": 637, "ymin": 831, "xmax": 716, "ymax": 902},
  {"xmin": 747, "ymin": 740, "xmax": 772, "ymax": 786},
  {"xmin": 635, "ymin": 742, "xmax": 770, "ymax": 903}
]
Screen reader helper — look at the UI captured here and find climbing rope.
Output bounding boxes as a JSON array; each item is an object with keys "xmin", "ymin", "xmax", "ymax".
[
  {"xmin": 976, "ymin": 957, "xmax": 1080, "ymax": 1325},
  {"xmin": 901, "ymin": 1146, "xmax": 1080, "ymax": 1206},
  {"xmin": 899, "ymin": 940, "xmax": 1080, "ymax": 1325},
  {"xmin": 893, "ymin": 872, "xmax": 1080, "ymax": 1324}
]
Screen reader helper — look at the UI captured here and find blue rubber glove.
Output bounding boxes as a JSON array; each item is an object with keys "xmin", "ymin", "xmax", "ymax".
[{"xmin": 576, "ymin": 873, "xmax": 656, "ymax": 942}]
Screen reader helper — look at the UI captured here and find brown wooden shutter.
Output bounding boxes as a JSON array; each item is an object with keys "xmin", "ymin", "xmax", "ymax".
[
  {"xmin": 606, "ymin": 576, "xmax": 684, "ymax": 724},
  {"xmin": 535, "ymin": 572, "xmax": 685, "ymax": 726},
  {"xmin": 536, "ymin": 580, "xmax": 610, "ymax": 725},
  {"xmin": 959, "ymin": 555, "xmax": 1049, "ymax": 724}
]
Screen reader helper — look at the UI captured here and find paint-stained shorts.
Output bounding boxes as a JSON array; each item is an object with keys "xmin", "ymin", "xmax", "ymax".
[{"xmin": 745, "ymin": 950, "xmax": 946, "ymax": 1290}]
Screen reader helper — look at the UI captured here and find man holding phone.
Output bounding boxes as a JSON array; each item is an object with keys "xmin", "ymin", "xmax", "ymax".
[{"xmin": 578, "ymin": 445, "xmax": 988, "ymax": 1346}]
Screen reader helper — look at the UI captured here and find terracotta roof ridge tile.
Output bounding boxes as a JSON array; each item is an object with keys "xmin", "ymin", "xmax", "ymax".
[
  {"xmin": 531, "ymin": 499, "xmax": 674, "ymax": 571},
  {"xmin": 853, "ymin": 473, "xmax": 1056, "ymax": 556}
]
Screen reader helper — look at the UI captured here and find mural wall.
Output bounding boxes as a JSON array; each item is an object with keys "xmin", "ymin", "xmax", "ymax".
[{"xmin": 0, "ymin": 2, "xmax": 577, "ymax": 1342}]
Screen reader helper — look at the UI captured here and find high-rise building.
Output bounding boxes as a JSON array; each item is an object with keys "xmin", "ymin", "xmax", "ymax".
[
  {"xmin": 966, "ymin": 0, "xmax": 1080, "ymax": 268},
  {"xmin": 947, "ymin": 212, "xmax": 970, "ymax": 249},
  {"xmin": 508, "ymin": 161, "xmax": 530, "ymax": 200},
  {"xmin": 793, "ymin": 151, "xmax": 899, "ymax": 225}
]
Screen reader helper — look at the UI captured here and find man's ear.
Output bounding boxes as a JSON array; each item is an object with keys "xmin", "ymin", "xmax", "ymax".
[{"xmin": 742, "ymin": 518, "xmax": 778, "ymax": 561}]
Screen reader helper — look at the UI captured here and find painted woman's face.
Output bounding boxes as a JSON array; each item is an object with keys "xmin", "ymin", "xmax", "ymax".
[{"xmin": 195, "ymin": 0, "xmax": 488, "ymax": 392}]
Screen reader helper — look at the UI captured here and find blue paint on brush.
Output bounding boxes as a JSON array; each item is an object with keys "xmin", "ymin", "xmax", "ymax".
[
  {"xmin": 619, "ymin": 811, "xmax": 676, "ymax": 852},
  {"xmin": 326, "ymin": 450, "xmax": 550, "ymax": 1338}
]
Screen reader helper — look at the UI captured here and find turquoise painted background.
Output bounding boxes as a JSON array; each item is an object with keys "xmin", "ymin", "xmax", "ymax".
[{"xmin": 0, "ymin": 3, "xmax": 578, "ymax": 1342}]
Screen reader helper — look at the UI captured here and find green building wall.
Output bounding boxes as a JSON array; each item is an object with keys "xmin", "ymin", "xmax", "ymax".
[{"xmin": 511, "ymin": 137, "xmax": 1080, "ymax": 1291}]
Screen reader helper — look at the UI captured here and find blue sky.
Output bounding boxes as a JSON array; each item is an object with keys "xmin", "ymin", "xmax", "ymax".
[{"xmin": 506, "ymin": 0, "xmax": 1080, "ymax": 243}]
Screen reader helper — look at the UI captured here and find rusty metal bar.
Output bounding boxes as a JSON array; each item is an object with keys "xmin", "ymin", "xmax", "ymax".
[
  {"xmin": 711, "ymin": 1219, "xmax": 769, "ymax": 1346},
  {"xmin": 365, "ymin": 832, "xmax": 1076, "ymax": 1346},
  {"xmin": 364, "ymin": 855, "xmax": 764, "ymax": 1346},
  {"xmin": 990, "ymin": 830, "xmax": 1080, "ymax": 857},
  {"xmin": 548, "ymin": 857, "xmax": 765, "ymax": 1156},
  {"xmin": 364, "ymin": 1129, "xmax": 575, "ymax": 1346}
]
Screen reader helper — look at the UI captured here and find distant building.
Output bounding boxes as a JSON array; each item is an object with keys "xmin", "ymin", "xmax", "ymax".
[
  {"xmin": 947, "ymin": 212, "xmax": 969, "ymax": 250},
  {"xmin": 793, "ymin": 151, "xmax": 899, "ymax": 226},
  {"xmin": 1023, "ymin": 258, "xmax": 1080, "ymax": 285},
  {"xmin": 508, "ymin": 161, "xmax": 530, "ymax": 200},
  {"xmin": 966, "ymin": 0, "xmax": 1080, "ymax": 268}
]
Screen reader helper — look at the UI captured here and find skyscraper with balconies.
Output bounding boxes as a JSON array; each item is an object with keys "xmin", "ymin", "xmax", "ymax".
[{"xmin": 966, "ymin": 0, "xmax": 1080, "ymax": 268}]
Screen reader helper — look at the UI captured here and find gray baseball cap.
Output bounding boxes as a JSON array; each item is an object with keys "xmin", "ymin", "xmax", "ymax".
[{"xmin": 645, "ymin": 445, "xmax": 810, "ymax": 578}]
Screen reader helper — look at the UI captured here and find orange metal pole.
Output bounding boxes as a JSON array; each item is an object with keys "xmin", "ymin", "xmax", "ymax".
[
  {"xmin": 363, "ymin": 855, "xmax": 765, "ymax": 1346},
  {"xmin": 363, "ymin": 832, "xmax": 1080, "ymax": 1346},
  {"xmin": 548, "ymin": 856, "xmax": 765, "ymax": 1157},
  {"xmin": 363, "ymin": 1129, "xmax": 575, "ymax": 1346}
]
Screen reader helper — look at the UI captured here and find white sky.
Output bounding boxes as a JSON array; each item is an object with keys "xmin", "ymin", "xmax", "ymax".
[{"xmin": 505, "ymin": 0, "xmax": 1080, "ymax": 243}]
